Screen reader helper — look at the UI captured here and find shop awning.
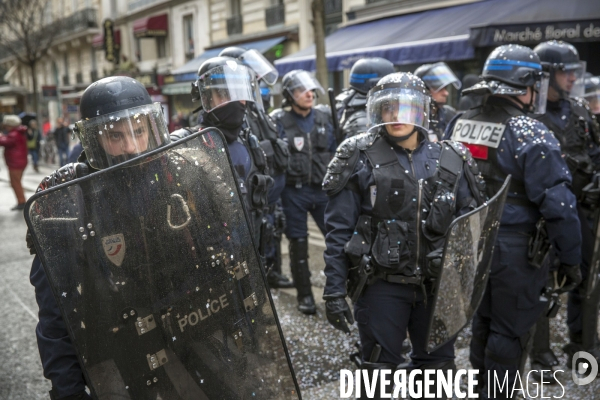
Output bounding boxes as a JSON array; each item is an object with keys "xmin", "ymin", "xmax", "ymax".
[
  {"xmin": 469, "ymin": 0, "xmax": 600, "ymax": 47},
  {"xmin": 171, "ymin": 36, "xmax": 286, "ymax": 78},
  {"xmin": 134, "ymin": 14, "xmax": 168, "ymax": 38},
  {"xmin": 274, "ymin": 0, "xmax": 600, "ymax": 74}
]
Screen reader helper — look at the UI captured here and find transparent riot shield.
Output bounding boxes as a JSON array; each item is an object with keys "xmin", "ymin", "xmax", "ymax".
[
  {"xmin": 425, "ymin": 176, "xmax": 510, "ymax": 352},
  {"xmin": 25, "ymin": 128, "xmax": 300, "ymax": 400}
]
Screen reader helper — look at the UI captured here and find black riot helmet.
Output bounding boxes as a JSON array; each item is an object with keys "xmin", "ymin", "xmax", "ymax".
[
  {"xmin": 466, "ymin": 44, "xmax": 549, "ymax": 114},
  {"xmin": 534, "ymin": 40, "xmax": 586, "ymax": 99},
  {"xmin": 366, "ymin": 72, "xmax": 431, "ymax": 140},
  {"xmin": 219, "ymin": 46, "xmax": 279, "ymax": 85},
  {"xmin": 414, "ymin": 62, "xmax": 461, "ymax": 93},
  {"xmin": 282, "ymin": 69, "xmax": 324, "ymax": 109},
  {"xmin": 192, "ymin": 56, "xmax": 262, "ymax": 113},
  {"xmin": 219, "ymin": 46, "xmax": 246, "ymax": 59},
  {"xmin": 349, "ymin": 58, "xmax": 395, "ymax": 95},
  {"xmin": 74, "ymin": 76, "xmax": 170, "ymax": 170}
]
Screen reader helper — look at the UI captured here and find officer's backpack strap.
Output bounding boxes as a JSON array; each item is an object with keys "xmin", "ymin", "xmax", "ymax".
[
  {"xmin": 442, "ymin": 140, "xmax": 487, "ymax": 207},
  {"xmin": 322, "ymin": 131, "xmax": 376, "ymax": 196}
]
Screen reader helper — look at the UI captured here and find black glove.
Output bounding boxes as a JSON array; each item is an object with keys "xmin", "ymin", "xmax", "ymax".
[
  {"xmin": 425, "ymin": 248, "xmax": 444, "ymax": 280},
  {"xmin": 325, "ymin": 296, "xmax": 354, "ymax": 334},
  {"xmin": 556, "ymin": 264, "xmax": 582, "ymax": 293},
  {"xmin": 581, "ymin": 173, "xmax": 600, "ymax": 208}
]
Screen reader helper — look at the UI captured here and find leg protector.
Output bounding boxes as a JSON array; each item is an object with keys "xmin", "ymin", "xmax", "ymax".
[
  {"xmin": 289, "ymin": 237, "xmax": 315, "ymax": 314},
  {"xmin": 529, "ymin": 315, "xmax": 559, "ymax": 383}
]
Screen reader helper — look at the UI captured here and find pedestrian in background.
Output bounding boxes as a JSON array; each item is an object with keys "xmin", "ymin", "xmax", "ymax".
[
  {"xmin": 53, "ymin": 117, "xmax": 71, "ymax": 166},
  {"xmin": 0, "ymin": 114, "xmax": 28, "ymax": 210},
  {"xmin": 26, "ymin": 119, "xmax": 41, "ymax": 172}
]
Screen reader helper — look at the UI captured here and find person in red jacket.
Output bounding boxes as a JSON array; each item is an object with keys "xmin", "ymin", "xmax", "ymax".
[{"xmin": 0, "ymin": 114, "xmax": 28, "ymax": 210}]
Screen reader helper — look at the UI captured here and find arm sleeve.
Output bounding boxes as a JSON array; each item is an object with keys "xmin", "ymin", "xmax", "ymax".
[
  {"xmin": 323, "ymin": 172, "xmax": 362, "ymax": 297},
  {"xmin": 326, "ymin": 121, "xmax": 337, "ymax": 152},
  {"xmin": 30, "ymin": 256, "xmax": 86, "ymax": 398},
  {"xmin": 511, "ymin": 119, "xmax": 582, "ymax": 265},
  {"xmin": 0, "ymin": 133, "xmax": 16, "ymax": 147}
]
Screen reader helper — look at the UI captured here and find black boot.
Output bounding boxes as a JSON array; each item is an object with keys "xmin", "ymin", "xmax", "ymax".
[
  {"xmin": 289, "ymin": 237, "xmax": 316, "ymax": 315},
  {"xmin": 266, "ymin": 236, "xmax": 294, "ymax": 288},
  {"xmin": 530, "ymin": 315, "xmax": 560, "ymax": 383},
  {"xmin": 563, "ymin": 288, "xmax": 600, "ymax": 365}
]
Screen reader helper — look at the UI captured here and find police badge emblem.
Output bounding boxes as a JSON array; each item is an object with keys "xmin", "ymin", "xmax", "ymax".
[
  {"xmin": 102, "ymin": 234, "xmax": 126, "ymax": 266},
  {"xmin": 294, "ymin": 137, "xmax": 304, "ymax": 151}
]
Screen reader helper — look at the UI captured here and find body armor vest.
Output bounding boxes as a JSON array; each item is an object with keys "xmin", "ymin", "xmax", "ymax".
[
  {"xmin": 281, "ymin": 109, "xmax": 331, "ymax": 187},
  {"xmin": 536, "ymin": 99, "xmax": 594, "ymax": 197},
  {"xmin": 457, "ymin": 100, "xmax": 533, "ymax": 207},
  {"xmin": 245, "ymin": 106, "xmax": 289, "ymax": 175},
  {"xmin": 344, "ymin": 135, "xmax": 464, "ymax": 277}
]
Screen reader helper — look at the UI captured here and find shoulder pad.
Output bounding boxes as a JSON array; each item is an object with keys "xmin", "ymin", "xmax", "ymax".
[
  {"xmin": 269, "ymin": 108, "xmax": 286, "ymax": 121},
  {"xmin": 323, "ymin": 135, "xmax": 363, "ymax": 196},
  {"xmin": 355, "ymin": 131, "xmax": 378, "ymax": 151},
  {"xmin": 314, "ymin": 104, "xmax": 332, "ymax": 117},
  {"xmin": 441, "ymin": 140, "xmax": 487, "ymax": 206},
  {"xmin": 342, "ymin": 109, "xmax": 368, "ymax": 138},
  {"xmin": 36, "ymin": 162, "xmax": 90, "ymax": 193}
]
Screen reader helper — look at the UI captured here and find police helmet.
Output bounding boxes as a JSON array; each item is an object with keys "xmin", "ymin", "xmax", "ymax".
[
  {"xmin": 281, "ymin": 70, "xmax": 324, "ymax": 106},
  {"xmin": 349, "ymin": 58, "xmax": 395, "ymax": 95},
  {"xmin": 534, "ymin": 41, "xmax": 586, "ymax": 98},
  {"xmin": 192, "ymin": 56, "xmax": 261, "ymax": 113},
  {"xmin": 584, "ymin": 74, "xmax": 600, "ymax": 115},
  {"xmin": 75, "ymin": 76, "xmax": 170, "ymax": 170},
  {"xmin": 366, "ymin": 72, "xmax": 431, "ymax": 133},
  {"xmin": 414, "ymin": 62, "xmax": 461, "ymax": 93},
  {"xmin": 219, "ymin": 46, "xmax": 246, "ymax": 59}
]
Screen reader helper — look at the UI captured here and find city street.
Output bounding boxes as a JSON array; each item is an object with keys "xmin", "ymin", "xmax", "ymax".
[{"xmin": 0, "ymin": 159, "xmax": 598, "ymax": 399}]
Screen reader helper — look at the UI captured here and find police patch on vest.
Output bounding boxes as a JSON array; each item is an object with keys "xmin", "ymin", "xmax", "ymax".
[
  {"xmin": 294, "ymin": 137, "xmax": 305, "ymax": 151},
  {"xmin": 451, "ymin": 119, "xmax": 505, "ymax": 149},
  {"xmin": 102, "ymin": 234, "xmax": 126, "ymax": 266},
  {"xmin": 370, "ymin": 185, "xmax": 377, "ymax": 207}
]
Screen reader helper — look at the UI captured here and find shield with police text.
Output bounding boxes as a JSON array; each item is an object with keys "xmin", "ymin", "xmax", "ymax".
[
  {"xmin": 25, "ymin": 128, "xmax": 300, "ymax": 399},
  {"xmin": 425, "ymin": 176, "xmax": 510, "ymax": 352}
]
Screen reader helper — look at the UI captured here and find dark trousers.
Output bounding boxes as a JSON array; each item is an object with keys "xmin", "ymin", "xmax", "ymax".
[
  {"xmin": 470, "ymin": 232, "xmax": 548, "ymax": 398},
  {"xmin": 356, "ymin": 279, "xmax": 454, "ymax": 358},
  {"xmin": 280, "ymin": 184, "xmax": 327, "ymax": 239},
  {"xmin": 57, "ymin": 143, "xmax": 69, "ymax": 167}
]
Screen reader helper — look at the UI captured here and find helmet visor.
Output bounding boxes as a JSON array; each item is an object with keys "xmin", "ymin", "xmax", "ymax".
[
  {"xmin": 421, "ymin": 63, "xmax": 461, "ymax": 92},
  {"xmin": 240, "ymin": 49, "xmax": 279, "ymax": 86},
  {"xmin": 198, "ymin": 63, "xmax": 262, "ymax": 113},
  {"xmin": 568, "ymin": 61, "xmax": 586, "ymax": 98},
  {"xmin": 584, "ymin": 89, "xmax": 600, "ymax": 114},
  {"xmin": 285, "ymin": 71, "xmax": 324, "ymax": 102},
  {"xmin": 75, "ymin": 103, "xmax": 170, "ymax": 170},
  {"xmin": 366, "ymin": 86, "xmax": 430, "ymax": 132},
  {"xmin": 533, "ymin": 73, "xmax": 550, "ymax": 115}
]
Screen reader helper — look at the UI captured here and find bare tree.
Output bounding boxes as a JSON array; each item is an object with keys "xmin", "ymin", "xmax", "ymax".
[
  {"xmin": 0, "ymin": 0, "xmax": 61, "ymax": 116},
  {"xmin": 312, "ymin": 0, "xmax": 328, "ymax": 105}
]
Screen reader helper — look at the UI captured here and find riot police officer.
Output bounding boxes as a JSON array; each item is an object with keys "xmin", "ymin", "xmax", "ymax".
[
  {"xmin": 446, "ymin": 44, "xmax": 582, "ymax": 397},
  {"xmin": 270, "ymin": 70, "xmax": 336, "ymax": 314},
  {"xmin": 336, "ymin": 58, "xmax": 395, "ymax": 139},
  {"xmin": 218, "ymin": 47, "xmax": 293, "ymax": 289},
  {"xmin": 584, "ymin": 74, "xmax": 600, "ymax": 117},
  {"xmin": 29, "ymin": 76, "xmax": 298, "ymax": 399},
  {"xmin": 322, "ymin": 72, "xmax": 486, "ymax": 398},
  {"xmin": 532, "ymin": 40, "xmax": 600, "ymax": 370},
  {"xmin": 414, "ymin": 62, "xmax": 461, "ymax": 142}
]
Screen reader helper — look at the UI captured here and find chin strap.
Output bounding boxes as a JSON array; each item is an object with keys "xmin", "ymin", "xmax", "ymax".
[{"xmin": 383, "ymin": 126, "xmax": 419, "ymax": 143}]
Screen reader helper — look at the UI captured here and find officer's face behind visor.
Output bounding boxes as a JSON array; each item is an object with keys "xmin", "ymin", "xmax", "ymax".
[
  {"xmin": 554, "ymin": 61, "xmax": 586, "ymax": 98},
  {"xmin": 75, "ymin": 103, "xmax": 170, "ymax": 170},
  {"xmin": 198, "ymin": 63, "xmax": 262, "ymax": 113},
  {"xmin": 286, "ymin": 71, "xmax": 324, "ymax": 106},
  {"xmin": 585, "ymin": 88, "xmax": 600, "ymax": 114},
  {"xmin": 366, "ymin": 87, "xmax": 430, "ymax": 136},
  {"xmin": 423, "ymin": 63, "xmax": 461, "ymax": 104}
]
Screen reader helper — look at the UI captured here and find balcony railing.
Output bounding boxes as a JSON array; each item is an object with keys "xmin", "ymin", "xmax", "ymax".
[
  {"xmin": 227, "ymin": 15, "xmax": 243, "ymax": 36},
  {"xmin": 325, "ymin": 0, "xmax": 342, "ymax": 15},
  {"xmin": 265, "ymin": 4, "xmax": 285, "ymax": 27},
  {"xmin": 55, "ymin": 8, "xmax": 98, "ymax": 38}
]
